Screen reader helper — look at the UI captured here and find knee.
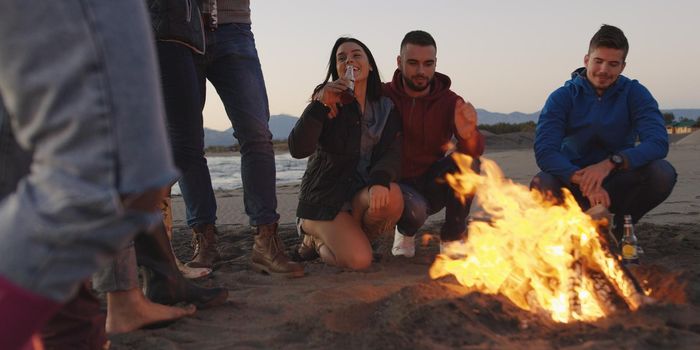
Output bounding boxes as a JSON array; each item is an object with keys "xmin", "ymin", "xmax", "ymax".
[
  {"xmin": 234, "ymin": 122, "xmax": 273, "ymax": 147},
  {"xmin": 400, "ymin": 196, "xmax": 429, "ymax": 230},
  {"xmin": 530, "ymin": 172, "xmax": 561, "ymax": 192},
  {"xmin": 646, "ymin": 159, "xmax": 677, "ymax": 194},
  {"xmin": 530, "ymin": 172, "xmax": 566, "ymax": 202},
  {"xmin": 343, "ymin": 250, "xmax": 372, "ymax": 271},
  {"xmin": 383, "ymin": 183, "xmax": 405, "ymax": 218}
]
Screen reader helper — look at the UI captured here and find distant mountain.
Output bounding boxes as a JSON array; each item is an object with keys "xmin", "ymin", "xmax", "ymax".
[
  {"xmin": 204, "ymin": 114, "xmax": 298, "ymax": 147},
  {"xmin": 204, "ymin": 109, "xmax": 700, "ymax": 147},
  {"xmin": 268, "ymin": 114, "xmax": 298, "ymax": 140},
  {"xmin": 476, "ymin": 109, "xmax": 539, "ymax": 125},
  {"xmin": 662, "ymin": 109, "xmax": 700, "ymax": 120},
  {"xmin": 476, "ymin": 108, "xmax": 700, "ymax": 125},
  {"xmin": 204, "ymin": 128, "xmax": 233, "ymax": 147}
]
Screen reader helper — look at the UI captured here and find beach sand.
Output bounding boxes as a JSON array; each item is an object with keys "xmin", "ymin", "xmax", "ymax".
[{"xmin": 110, "ymin": 139, "xmax": 700, "ymax": 349}]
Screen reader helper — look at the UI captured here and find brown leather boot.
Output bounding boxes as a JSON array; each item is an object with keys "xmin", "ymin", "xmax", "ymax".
[
  {"xmin": 162, "ymin": 197, "xmax": 211, "ymax": 279},
  {"xmin": 251, "ymin": 223, "xmax": 304, "ymax": 278},
  {"xmin": 187, "ymin": 223, "xmax": 220, "ymax": 269}
]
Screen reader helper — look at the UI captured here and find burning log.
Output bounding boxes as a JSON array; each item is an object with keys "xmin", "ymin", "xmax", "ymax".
[
  {"xmin": 585, "ymin": 205, "xmax": 647, "ymax": 311},
  {"xmin": 430, "ymin": 154, "xmax": 653, "ymax": 323}
]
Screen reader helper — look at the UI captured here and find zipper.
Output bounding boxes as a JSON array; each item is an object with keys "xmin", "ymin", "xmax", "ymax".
[{"xmin": 185, "ymin": 0, "xmax": 192, "ymax": 22}]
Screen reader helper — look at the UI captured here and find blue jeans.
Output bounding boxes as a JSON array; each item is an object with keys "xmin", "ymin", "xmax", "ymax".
[
  {"xmin": 398, "ymin": 156, "xmax": 480, "ymax": 241},
  {"xmin": 158, "ymin": 42, "xmax": 218, "ymax": 227},
  {"xmin": 0, "ymin": 0, "xmax": 177, "ymax": 302},
  {"xmin": 530, "ymin": 159, "xmax": 677, "ymax": 229},
  {"xmin": 92, "ymin": 245, "xmax": 139, "ymax": 293},
  {"xmin": 184, "ymin": 22, "xmax": 278, "ymax": 227}
]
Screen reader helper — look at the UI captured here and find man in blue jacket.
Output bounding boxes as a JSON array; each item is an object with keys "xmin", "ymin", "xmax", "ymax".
[{"xmin": 531, "ymin": 24, "xmax": 676, "ymax": 238}]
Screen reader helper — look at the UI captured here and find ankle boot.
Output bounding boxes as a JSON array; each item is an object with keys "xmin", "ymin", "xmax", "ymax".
[
  {"xmin": 0, "ymin": 275, "xmax": 62, "ymax": 350},
  {"xmin": 134, "ymin": 226, "xmax": 228, "ymax": 309},
  {"xmin": 187, "ymin": 223, "xmax": 220, "ymax": 269},
  {"xmin": 161, "ymin": 197, "xmax": 211, "ymax": 278},
  {"xmin": 251, "ymin": 223, "xmax": 304, "ymax": 278}
]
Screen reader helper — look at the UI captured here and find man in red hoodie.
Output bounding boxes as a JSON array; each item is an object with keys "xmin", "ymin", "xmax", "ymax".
[{"xmin": 383, "ymin": 30, "xmax": 485, "ymax": 258}]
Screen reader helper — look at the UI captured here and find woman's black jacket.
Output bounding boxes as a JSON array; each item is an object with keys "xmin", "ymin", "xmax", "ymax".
[{"xmin": 288, "ymin": 99, "xmax": 402, "ymax": 220}]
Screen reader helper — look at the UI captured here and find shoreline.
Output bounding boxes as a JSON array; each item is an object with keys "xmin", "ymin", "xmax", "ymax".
[
  {"xmin": 177, "ymin": 142, "xmax": 699, "ymax": 228},
  {"xmin": 203, "ymin": 131, "xmax": 694, "ymax": 157}
]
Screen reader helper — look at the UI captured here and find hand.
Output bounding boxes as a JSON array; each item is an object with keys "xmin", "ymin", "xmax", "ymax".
[
  {"xmin": 573, "ymin": 159, "xmax": 614, "ymax": 196},
  {"xmin": 368, "ymin": 185, "xmax": 389, "ymax": 214},
  {"xmin": 313, "ymin": 78, "xmax": 352, "ymax": 118},
  {"xmin": 454, "ymin": 99, "xmax": 478, "ymax": 140},
  {"xmin": 585, "ymin": 187, "xmax": 611, "ymax": 208}
]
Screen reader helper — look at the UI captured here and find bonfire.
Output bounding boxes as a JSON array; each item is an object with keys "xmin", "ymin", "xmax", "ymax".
[{"xmin": 429, "ymin": 154, "xmax": 652, "ymax": 323}]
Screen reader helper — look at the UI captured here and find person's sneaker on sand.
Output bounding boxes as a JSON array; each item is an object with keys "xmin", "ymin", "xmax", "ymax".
[{"xmin": 391, "ymin": 227, "xmax": 415, "ymax": 258}]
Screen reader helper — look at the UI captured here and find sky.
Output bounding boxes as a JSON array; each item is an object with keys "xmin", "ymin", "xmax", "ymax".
[{"xmin": 202, "ymin": 0, "xmax": 700, "ymax": 131}]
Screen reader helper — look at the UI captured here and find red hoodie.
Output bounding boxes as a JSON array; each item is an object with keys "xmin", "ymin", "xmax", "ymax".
[{"xmin": 383, "ymin": 69, "xmax": 485, "ymax": 179}]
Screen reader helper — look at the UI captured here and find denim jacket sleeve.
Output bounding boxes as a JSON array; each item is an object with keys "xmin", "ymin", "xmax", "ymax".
[
  {"xmin": 620, "ymin": 82, "xmax": 669, "ymax": 169},
  {"xmin": 534, "ymin": 87, "xmax": 579, "ymax": 185}
]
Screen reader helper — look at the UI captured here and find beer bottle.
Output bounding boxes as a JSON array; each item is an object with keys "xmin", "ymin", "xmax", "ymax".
[
  {"xmin": 620, "ymin": 215, "xmax": 640, "ymax": 265},
  {"xmin": 339, "ymin": 65, "xmax": 355, "ymax": 105}
]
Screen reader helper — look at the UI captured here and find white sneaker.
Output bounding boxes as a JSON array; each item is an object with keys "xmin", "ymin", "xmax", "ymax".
[
  {"xmin": 391, "ymin": 227, "xmax": 415, "ymax": 258},
  {"xmin": 439, "ymin": 239, "xmax": 469, "ymax": 259}
]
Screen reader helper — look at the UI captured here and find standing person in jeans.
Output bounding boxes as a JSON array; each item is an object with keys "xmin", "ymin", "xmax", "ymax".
[
  {"xmin": 383, "ymin": 30, "xmax": 485, "ymax": 259},
  {"xmin": 0, "ymin": 1, "xmax": 178, "ymax": 349},
  {"xmin": 168, "ymin": 0, "xmax": 302, "ymax": 277},
  {"xmin": 530, "ymin": 24, "xmax": 676, "ymax": 238}
]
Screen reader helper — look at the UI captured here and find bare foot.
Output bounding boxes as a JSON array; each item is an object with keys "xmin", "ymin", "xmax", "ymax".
[
  {"xmin": 105, "ymin": 288, "xmax": 196, "ymax": 335},
  {"xmin": 175, "ymin": 258, "xmax": 212, "ymax": 279}
]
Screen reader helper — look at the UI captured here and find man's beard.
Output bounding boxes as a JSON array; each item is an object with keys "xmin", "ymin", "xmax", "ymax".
[{"xmin": 402, "ymin": 73, "xmax": 432, "ymax": 92}]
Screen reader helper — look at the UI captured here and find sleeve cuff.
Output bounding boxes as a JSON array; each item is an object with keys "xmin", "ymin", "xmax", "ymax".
[
  {"xmin": 368, "ymin": 170, "xmax": 392, "ymax": 189},
  {"xmin": 308, "ymin": 100, "xmax": 330, "ymax": 122}
]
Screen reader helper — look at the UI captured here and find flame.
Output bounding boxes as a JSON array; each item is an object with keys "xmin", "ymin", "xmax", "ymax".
[{"xmin": 429, "ymin": 154, "xmax": 646, "ymax": 323}]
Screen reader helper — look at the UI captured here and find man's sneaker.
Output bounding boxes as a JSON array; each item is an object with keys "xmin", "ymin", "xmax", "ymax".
[
  {"xmin": 391, "ymin": 227, "xmax": 415, "ymax": 258},
  {"xmin": 439, "ymin": 239, "xmax": 469, "ymax": 259}
]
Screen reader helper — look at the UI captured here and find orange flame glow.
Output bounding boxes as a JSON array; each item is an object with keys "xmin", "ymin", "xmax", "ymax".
[{"xmin": 429, "ymin": 154, "xmax": 646, "ymax": 323}]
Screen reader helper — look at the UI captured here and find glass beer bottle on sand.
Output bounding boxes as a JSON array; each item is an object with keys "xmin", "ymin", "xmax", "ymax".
[{"xmin": 620, "ymin": 214, "xmax": 640, "ymax": 265}]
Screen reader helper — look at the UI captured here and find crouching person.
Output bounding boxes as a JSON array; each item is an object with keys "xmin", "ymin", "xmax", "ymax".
[{"xmin": 289, "ymin": 37, "xmax": 404, "ymax": 270}]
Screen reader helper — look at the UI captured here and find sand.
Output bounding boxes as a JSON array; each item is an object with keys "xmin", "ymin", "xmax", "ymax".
[{"xmin": 110, "ymin": 140, "xmax": 700, "ymax": 350}]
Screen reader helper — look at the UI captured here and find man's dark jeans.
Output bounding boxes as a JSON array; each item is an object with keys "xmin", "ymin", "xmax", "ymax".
[
  {"xmin": 158, "ymin": 23, "xmax": 279, "ymax": 227},
  {"xmin": 158, "ymin": 42, "xmax": 218, "ymax": 227},
  {"xmin": 398, "ymin": 155, "xmax": 480, "ymax": 242},
  {"xmin": 530, "ymin": 159, "xmax": 677, "ymax": 230}
]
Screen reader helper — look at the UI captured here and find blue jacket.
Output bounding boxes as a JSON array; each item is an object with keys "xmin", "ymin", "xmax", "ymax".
[{"xmin": 534, "ymin": 68, "xmax": 668, "ymax": 184}]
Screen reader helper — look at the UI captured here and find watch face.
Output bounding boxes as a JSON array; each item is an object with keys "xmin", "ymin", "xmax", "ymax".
[{"xmin": 611, "ymin": 154, "xmax": 623, "ymax": 165}]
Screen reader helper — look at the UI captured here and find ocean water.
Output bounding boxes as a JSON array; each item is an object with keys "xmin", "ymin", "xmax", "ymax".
[{"xmin": 171, "ymin": 153, "xmax": 307, "ymax": 195}]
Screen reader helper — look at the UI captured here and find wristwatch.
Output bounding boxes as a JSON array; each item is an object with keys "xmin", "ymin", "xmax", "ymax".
[{"xmin": 609, "ymin": 153, "xmax": 625, "ymax": 169}]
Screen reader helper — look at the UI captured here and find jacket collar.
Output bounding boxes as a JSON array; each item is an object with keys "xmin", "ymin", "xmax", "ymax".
[
  {"xmin": 387, "ymin": 69, "xmax": 453, "ymax": 101},
  {"xmin": 570, "ymin": 67, "xmax": 628, "ymax": 98}
]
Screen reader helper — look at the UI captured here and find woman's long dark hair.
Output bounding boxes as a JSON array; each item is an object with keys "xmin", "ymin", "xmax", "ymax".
[{"xmin": 312, "ymin": 37, "xmax": 382, "ymax": 102}]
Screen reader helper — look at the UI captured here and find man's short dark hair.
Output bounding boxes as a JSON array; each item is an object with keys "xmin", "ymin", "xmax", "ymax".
[
  {"xmin": 589, "ymin": 24, "xmax": 629, "ymax": 61},
  {"xmin": 400, "ymin": 30, "xmax": 437, "ymax": 52}
]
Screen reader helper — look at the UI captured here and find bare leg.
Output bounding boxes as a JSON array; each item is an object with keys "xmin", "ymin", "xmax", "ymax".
[
  {"xmin": 351, "ymin": 183, "xmax": 404, "ymax": 240},
  {"xmin": 301, "ymin": 212, "xmax": 372, "ymax": 270},
  {"xmin": 105, "ymin": 288, "xmax": 195, "ymax": 335}
]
